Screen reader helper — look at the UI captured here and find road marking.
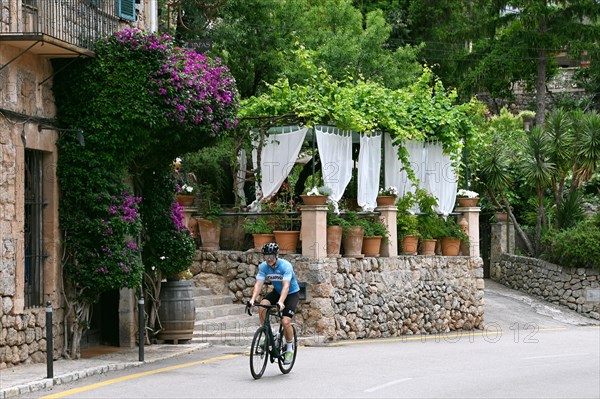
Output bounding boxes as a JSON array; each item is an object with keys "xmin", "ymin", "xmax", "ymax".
[
  {"xmin": 364, "ymin": 378, "xmax": 412, "ymax": 393},
  {"xmin": 523, "ymin": 353, "xmax": 592, "ymax": 360},
  {"xmin": 41, "ymin": 354, "xmax": 241, "ymax": 399},
  {"xmin": 329, "ymin": 327, "xmax": 568, "ymax": 346}
]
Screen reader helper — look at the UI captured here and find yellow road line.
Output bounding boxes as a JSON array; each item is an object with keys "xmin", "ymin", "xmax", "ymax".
[
  {"xmin": 329, "ymin": 327, "xmax": 569, "ymax": 346},
  {"xmin": 42, "ymin": 354, "xmax": 241, "ymax": 399}
]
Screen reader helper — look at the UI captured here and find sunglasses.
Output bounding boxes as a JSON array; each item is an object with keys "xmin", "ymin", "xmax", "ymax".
[{"xmin": 264, "ymin": 254, "xmax": 277, "ymax": 261}]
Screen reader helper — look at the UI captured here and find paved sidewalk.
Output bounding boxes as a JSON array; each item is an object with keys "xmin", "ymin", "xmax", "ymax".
[{"xmin": 0, "ymin": 342, "xmax": 209, "ymax": 398}]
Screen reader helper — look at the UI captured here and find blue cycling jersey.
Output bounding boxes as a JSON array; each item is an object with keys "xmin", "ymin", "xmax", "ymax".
[{"xmin": 256, "ymin": 258, "xmax": 300, "ymax": 295}]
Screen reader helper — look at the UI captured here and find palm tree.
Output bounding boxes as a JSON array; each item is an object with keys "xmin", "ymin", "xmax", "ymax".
[
  {"xmin": 521, "ymin": 126, "xmax": 555, "ymax": 255},
  {"xmin": 570, "ymin": 111, "xmax": 600, "ymax": 193},
  {"xmin": 479, "ymin": 135, "xmax": 534, "ymax": 255}
]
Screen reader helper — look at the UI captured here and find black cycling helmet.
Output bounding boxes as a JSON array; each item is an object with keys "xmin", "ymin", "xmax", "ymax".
[{"xmin": 262, "ymin": 242, "xmax": 279, "ymax": 255}]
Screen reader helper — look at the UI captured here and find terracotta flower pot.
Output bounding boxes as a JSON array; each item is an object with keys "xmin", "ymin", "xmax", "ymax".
[
  {"xmin": 495, "ymin": 211, "xmax": 508, "ymax": 222},
  {"xmin": 342, "ymin": 226, "xmax": 364, "ymax": 258},
  {"xmin": 273, "ymin": 230, "xmax": 300, "ymax": 254},
  {"xmin": 176, "ymin": 195, "xmax": 195, "ymax": 207},
  {"xmin": 197, "ymin": 218, "xmax": 221, "ymax": 250},
  {"xmin": 456, "ymin": 197, "xmax": 479, "ymax": 207},
  {"xmin": 300, "ymin": 195, "xmax": 327, "ymax": 206},
  {"xmin": 326, "ymin": 225, "xmax": 343, "ymax": 258},
  {"xmin": 362, "ymin": 236, "xmax": 382, "ymax": 257},
  {"xmin": 376, "ymin": 196, "xmax": 396, "ymax": 206},
  {"xmin": 441, "ymin": 237, "xmax": 461, "ymax": 256},
  {"xmin": 420, "ymin": 239, "xmax": 437, "ymax": 255},
  {"xmin": 401, "ymin": 235, "xmax": 419, "ymax": 255},
  {"xmin": 252, "ymin": 233, "xmax": 275, "ymax": 251}
]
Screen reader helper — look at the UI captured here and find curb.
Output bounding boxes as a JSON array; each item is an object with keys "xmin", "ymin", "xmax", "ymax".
[{"xmin": 0, "ymin": 343, "xmax": 209, "ymax": 399}]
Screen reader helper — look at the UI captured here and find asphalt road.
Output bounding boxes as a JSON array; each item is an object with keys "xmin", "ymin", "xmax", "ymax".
[{"xmin": 33, "ymin": 280, "xmax": 600, "ymax": 399}]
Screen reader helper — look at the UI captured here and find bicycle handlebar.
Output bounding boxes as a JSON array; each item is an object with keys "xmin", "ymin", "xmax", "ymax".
[{"xmin": 245, "ymin": 302, "xmax": 282, "ymax": 317}]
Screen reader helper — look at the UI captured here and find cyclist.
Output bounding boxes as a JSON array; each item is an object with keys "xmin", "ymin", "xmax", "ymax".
[{"xmin": 249, "ymin": 242, "xmax": 300, "ymax": 364}]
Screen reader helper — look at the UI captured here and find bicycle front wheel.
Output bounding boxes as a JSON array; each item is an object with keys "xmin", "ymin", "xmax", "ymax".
[
  {"xmin": 250, "ymin": 326, "xmax": 268, "ymax": 379},
  {"xmin": 278, "ymin": 324, "xmax": 297, "ymax": 374}
]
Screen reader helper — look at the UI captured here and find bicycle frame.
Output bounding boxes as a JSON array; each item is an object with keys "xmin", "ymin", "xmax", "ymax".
[
  {"xmin": 246, "ymin": 302, "xmax": 297, "ymax": 379},
  {"xmin": 247, "ymin": 303, "xmax": 284, "ymax": 360}
]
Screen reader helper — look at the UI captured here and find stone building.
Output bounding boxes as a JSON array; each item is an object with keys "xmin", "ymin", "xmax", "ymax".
[{"xmin": 0, "ymin": 0, "xmax": 157, "ymax": 368}]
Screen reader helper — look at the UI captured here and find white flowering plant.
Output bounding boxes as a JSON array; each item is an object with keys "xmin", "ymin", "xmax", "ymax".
[
  {"xmin": 378, "ymin": 186, "xmax": 399, "ymax": 196},
  {"xmin": 305, "ymin": 186, "xmax": 333, "ymax": 196},
  {"xmin": 456, "ymin": 189, "xmax": 479, "ymax": 198},
  {"xmin": 178, "ymin": 183, "xmax": 197, "ymax": 195}
]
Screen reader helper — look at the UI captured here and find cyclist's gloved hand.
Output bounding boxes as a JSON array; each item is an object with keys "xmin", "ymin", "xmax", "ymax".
[
  {"xmin": 248, "ymin": 299, "xmax": 255, "ymax": 307},
  {"xmin": 277, "ymin": 301, "xmax": 285, "ymax": 311}
]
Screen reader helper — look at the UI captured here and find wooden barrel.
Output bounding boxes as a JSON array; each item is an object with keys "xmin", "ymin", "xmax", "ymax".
[{"xmin": 156, "ymin": 280, "xmax": 195, "ymax": 344}]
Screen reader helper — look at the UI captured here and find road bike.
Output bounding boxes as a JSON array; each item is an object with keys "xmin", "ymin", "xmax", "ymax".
[{"xmin": 246, "ymin": 303, "xmax": 297, "ymax": 379}]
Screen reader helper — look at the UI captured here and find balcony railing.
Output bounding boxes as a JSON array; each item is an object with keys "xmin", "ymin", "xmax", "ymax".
[{"xmin": 0, "ymin": 0, "xmax": 125, "ymax": 54}]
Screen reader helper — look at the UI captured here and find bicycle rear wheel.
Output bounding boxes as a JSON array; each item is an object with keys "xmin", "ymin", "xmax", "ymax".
[
  {"xmin": 250, "ymin": 326, "xmax": 268, "ymax": 379},
  {"xmin": 278, "ymin": 324, "xmax": 297, "ymax": 374}
]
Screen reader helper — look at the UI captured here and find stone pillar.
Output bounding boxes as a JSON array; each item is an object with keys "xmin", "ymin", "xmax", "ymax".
[
  {"xmin": 119, "ymin": 288, "xmax": 136, "ymax": 347},
  {"xmin": 181, "ymin": 207, "xmax": 198, "ymax": 233},
  {"xmin": 490, "ymin": 221, "xmax": 515, "ymax": 278},
  {"xmin": 376, "ymin": 205, "xmax": 397, "ymax": 257},
  {"xmin": 456, "ymin": 206, "xmax": 480, "ymax": 257},
  {"xmin": 300, "ymin": 205, "xmax": 328, "ymax": 258}
]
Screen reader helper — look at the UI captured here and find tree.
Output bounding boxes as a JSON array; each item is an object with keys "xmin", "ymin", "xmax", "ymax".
[{"xmin": 206, "ymin": 0, "xmax": 421, "ymax": 98}]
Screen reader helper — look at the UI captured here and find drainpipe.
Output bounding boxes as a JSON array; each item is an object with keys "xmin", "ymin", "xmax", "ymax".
[{"xmin": 149, "ymin": 0, "xmax": 158, "ymax": 32}]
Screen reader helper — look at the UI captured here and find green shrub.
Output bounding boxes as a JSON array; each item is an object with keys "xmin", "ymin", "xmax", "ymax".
[{"xmin": 541, "ymin": 218, "xmax": 600, "ymax": 270}]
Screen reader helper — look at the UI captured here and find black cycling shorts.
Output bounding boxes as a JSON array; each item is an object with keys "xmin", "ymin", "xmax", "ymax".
[{"xmin": 264, "ymin": 291, "xmax": 299, "ymax": 318}]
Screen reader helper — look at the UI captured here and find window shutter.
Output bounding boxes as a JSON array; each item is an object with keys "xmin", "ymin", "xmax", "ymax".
[{"xmin": 118, "ymin": 0, "xmax": 136, "ymax": 21}]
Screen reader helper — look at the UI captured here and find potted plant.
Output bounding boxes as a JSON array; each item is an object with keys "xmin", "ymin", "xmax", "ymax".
[
  {"xmin": 440, "ymin": 217, "xmax": 469, "ymax": 256},
  {"xmin": 243, "ymin": 216, "xmax": 275, "ymax": 250},
  {"xmin": 456, "ymin": 189, "xmax": 480, "ymax": 208},
  {"xmin": 360, "ymin": 216, "xmax": 389, "ymax": 257},
  {"xmin": 326, "ymin": 206, "xmax": 345, "ymax": 257},
  {"xmin": 261, "ymin": 183, "xmax": 300, "ymax": 253},
  {"xmin": 196, "ymin": 183, "xmax": 223, "ymax": 250},
  {"xmin": 377, "ymin": 186, "xmax": 399, "ymax": 206},
  {"xmin": 176, "ymin": 183, "xmax": 198, "ymax": 207},
  {"xmin": 415, "ymin": 189, "xmax": 442, "ymax": 255},
  {"xmin": 396, "ymin": 191, "xmax": 420, "ymax": 254},
  {"xmin": 341, "ymin": 210, "xmax": 364, "ymax": 258},
  {"xmin": 301, "ymin": 185, "xmax": 332, "ymax": 206}
]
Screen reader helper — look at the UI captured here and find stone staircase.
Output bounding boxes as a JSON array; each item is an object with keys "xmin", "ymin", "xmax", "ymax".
[
  {"xmin": 191, "ymin": 287, "xmax": 259, "ymax": 347},
  {"xmin": 189, "ymin": 286, "xmax": 326, "ymax": 348}
]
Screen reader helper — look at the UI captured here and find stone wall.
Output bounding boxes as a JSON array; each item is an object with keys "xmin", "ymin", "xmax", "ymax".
[
  {"xmin": 492, "ymin": 254, "xmax": 599, "ymax": 320},
  {"xmin": 191, "ymin": 251, "xmax": 485, "ymax": 341}
]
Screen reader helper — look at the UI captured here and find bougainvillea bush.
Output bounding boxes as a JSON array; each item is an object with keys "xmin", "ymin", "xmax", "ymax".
[{"xmin": 53, "ymin": 29, "xmax": 239, "ymax": 356}]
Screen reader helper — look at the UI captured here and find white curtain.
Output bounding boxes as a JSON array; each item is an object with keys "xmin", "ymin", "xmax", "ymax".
[
  {"xmin": 384, "ymin": 135, "xmax": 458, "ymax": 215},
  {"xmin": 315, "ymin": 125, "xmax": 353, "ymax": 212},
  {"xmin": 250, "ymin": 126, "xmax": 307, "ymax": 210},
  {"xmin": 424, "ymin": 143, "xmax": 458, "ymax": 216},
  {"xmin": 384, "ymin": 135, "xmax": 423, "ymax": 209},
  {"xmin": 357, "ymin": 133, "xmax": 381, "ymax": 211}
]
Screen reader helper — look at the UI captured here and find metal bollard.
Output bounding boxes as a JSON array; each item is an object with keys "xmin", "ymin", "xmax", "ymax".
[
  {"xmin": 138, "ymin": 296, "xmax": 144, "ymax": 362},
  {"xmin": 46, "ymin": 301, "xmax": 53, "ymax": 378}
]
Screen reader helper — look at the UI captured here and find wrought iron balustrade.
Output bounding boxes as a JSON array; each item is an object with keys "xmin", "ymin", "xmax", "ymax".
[{"xmin": 0, "ymin": 0, "xmax": 126, "ymax": 52}]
